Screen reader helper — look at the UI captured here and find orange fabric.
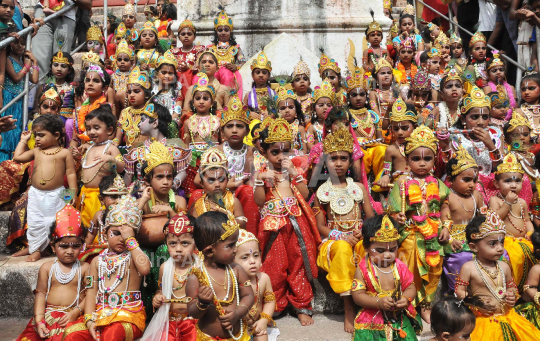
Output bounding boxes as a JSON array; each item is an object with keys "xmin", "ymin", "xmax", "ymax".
[
  {"xmin": 166, "ymin": 319, "xmax": 197, "ymax": 341},
  {"xmin": 62, "ymin": 319, "xmax": 142, "ymax": 341},
  {"xmin": 76, "ymin": 96, "xmax": 107, "ymax": 142}
]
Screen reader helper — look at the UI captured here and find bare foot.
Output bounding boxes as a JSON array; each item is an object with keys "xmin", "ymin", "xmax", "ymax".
[
  {"xmin": 26, "ymin": 251, "xmax": 41, "ymax": 262},
  {"xmin": 343, "ymin": 296, "xmax": 355, "ymax": 333},
  {"xmin": 420, "ymin": 306, "xmax": 431, "ymax": 324},
  {"xmin": 297, "ymin": 313, "xmax": 314, "ymax": 326},
  {"xmin": 13, "ymin": 247, "xmax": 30, "ymax": 257}
]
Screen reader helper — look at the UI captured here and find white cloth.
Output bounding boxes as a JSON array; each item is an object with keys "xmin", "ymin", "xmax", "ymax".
[
  {"xmin": 27, "ymin": 186, "xmax": 66, "ymax": 254},
  {"xmin": 478, "ymin": 0, "xmax": 497, "ymax": 32},
  {"xmin": 518, "ymin": 21, "xmax": 534, "ymax": 69}
]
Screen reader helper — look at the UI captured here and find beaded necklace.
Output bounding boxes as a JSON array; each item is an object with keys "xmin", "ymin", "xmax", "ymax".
[
  {"xmin": 46, "ymin": 259, "xmax": 82, "ymax": 312},
  {"xmin": 474, "ymin": 258, "xmax": 506, "ymax": 304},
  {"xmin": 520, "ymin": 104, "xmax": 540, "ymax": 135},
  {"xmin": 223, "ymin": 142, "xmax": 248, "ymax": 178},
  {"xmin": 98, "ymin": 250, "xmax": 131, "ymax": 294},
  {"xmin": 38, "ymin": 146, "xmax": 63, "ymax": 185}
]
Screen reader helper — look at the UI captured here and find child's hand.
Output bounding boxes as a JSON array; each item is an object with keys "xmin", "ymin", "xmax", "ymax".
[
  {"xmin": 471, "ymin": 127, "xmax": 492, "ymax": 146},
  {"xmin": 118, "ymin": 224, "xmax": 135, "ymax": 240},
  {"xmin": 251, "ymin": 318, "xmax": 268, "ymax": 336},
  {"xmin": 256, "ymin": 170, "xmax": 275, "ymax": 182},
  {"xmin": 439, "ymin": 227, "xmax": 450, "ymax": 243},
  {"xmin": 353, "ymin": 229, "xmax": 363, "ymax": 240},
  {"xmin": 225, "ymin": 63, "xmax": 237, "ymax": 72},
  {"xmin": 218, "ymin": 308, "xmax": 238, "ymax": 330},
  {"xmin": 393, "ymin": 212, "xmax": 407, "ymax": 225},
  {"xmin": 70, "ymin": 146, "xmax": 81, "ymax": 159},
  {"xmin": 153, "ymin": 293, "xmax": 165, "ymax": 309},
  {"xmin": 395, "ymin": 297, "xmax": 409, "ymax": 310},
  {"xmin": 87, "ymin": 321, "xmax": 98, "ymax": 341},
  {"xmin": 505, "ymin": 290, "xmax": 517, "ymax": 307},
  {"xmin": 20, "ymin": 130, "xmax": 32, "ymax": 143},
  {"xmin": 505, "ymin": 191, "xmax": 519, "ymax": 205},
  {"xmin": 140, "ymin": 187, "xmax": 152, "ymax": 203},
  {"xmin": 343, "ymin": 233, "xmax": 360, "ymax": 248},
  {"xmin": 140, "ymin": 63, "xmax": 149, "ymax": 71},
  {"xmin": 451, "ymin": 239, "xmax": 464, "ymax": 252},
  {"xmin": 376, "ymin": 175, "xmax": 391, "ymax": 188},
  {"xmin": 43, "ymin": 7, "xmax": 56, "ymax": 15},
  {"xmin": 78, "ymin": 143, "xmax": 90, "ymax": 156},
  {"xmin": 198, "ymin": 286, "xmax": 214, "ymax": 305},
  {"xmin": 36, "ymin": 323, "xmax": 50, "ymax": 338},
  {"xmin": 379, "ymin": 296, "xmax": 396, "ymax": 311},
  {"xmin": 152, "ymin": 204, "xmax": 173, "ymax": 215},
  {"xmin": 58, "ymin": 308, "xmax": 80, "ymax": 327}
]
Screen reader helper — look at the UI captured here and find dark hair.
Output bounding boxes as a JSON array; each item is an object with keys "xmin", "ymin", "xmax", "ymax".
[
  {"xmin": 85, "ymin": 104, "xmax": 117, "ymax": 132},
  {"xmin": 531, "ymin": 230, "xmax": 540, "ymax": 259},
  {"xmin": 156, "ymin": 60, "xmax": 177, "ymax": 73},
  {"xmin": 398, "ymin": 14, "xmax": 415, "ymax": 31},
  {"xmin": 160, "ymin": 1, "xmax": 177, "ymax": 20},
  {"xmin": 33, "ymin": 114, "xmax": 66, "ymax": 146},
  {"xmin": 142, "ymin": 102, "xmax": 172, "ymax": 138},
  {"xmin": 77, "ymin": 65, "xmax": 111, "ymax": 98},
  {"xmin": 421, "ymin": 26, "xmax": 436, "ymax": 44},
  {"xmin": 445, "ymin": 155, "xmax": 478, "ymax": 181},
  {"xmin": 49, "ymin": 222, "xmax": 87, "ymax": 244},
  {"xmin": 164, "ymin": 214, "xmax": 196, "ymax": 239},
  {"xmin": 99, "ymin": 174, "xmax": 117, "ymax": 195},
  {"xmin": 519, "ymin": 73, "xmax": 540, "ymax": 105},
  {"xmin": 194, "ymin": 211, "xmax": 228, "ymax": 250},
  {"xmin": 250, "ymin": 122, "xmax": 261, "ymax": 141},
  {"xmin": 47, "ymin": 52, "xmax": 76, "ymax": 83},
  {"xmin": 486, "ymin": 56, "xmax": 505, "ymax": 74},
  {"xmin": 141, "ymin": 159, "xmax": 177, "ymax": 182},
  {"xmin": 430, "ymin": 296, "xmax": 476, "ymax": 337},
  {"xmin": 362, "ymin": 215, "xmax": 398, "ymax": 248},
  {"xmin": 419, "ymin": 50, "xmax": 429, "ymax": 65},
  {"xmin": 466, "ymin": 215, "xmax": 486, "ymax": 243},
  {"xmin": 250, "ymin": 68, "xmax": 271, "ymax": 90},
  {"xmin": 137, "ymin": 29, "xmax": 165, "ymax": 54},
  {"xmin": 211, "ymin": 28, "xmax": 237, "ymax": 46}
]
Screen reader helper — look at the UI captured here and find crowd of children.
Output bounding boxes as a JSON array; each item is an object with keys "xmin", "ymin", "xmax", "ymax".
[{"xmin": 5, "ymin": 1, "xmax": 540, "ymax": 340}]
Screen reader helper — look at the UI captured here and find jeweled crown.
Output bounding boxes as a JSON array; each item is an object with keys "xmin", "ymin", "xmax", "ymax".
[
  {"xmin": 292, "ymin": 60, "xmax": 311, "ymax": 79},
  {"xmin": 367, "ymin": 20, "xmax": 382, "ymax": 36},
  {"xmin": 142, "ymin": 102, "xmax": 157, "ymax": 119},
  {"xmin": 214, "ymin": 9, "xmax": 233, "ymax": 31},
  {"xmin": 427, "ymin": 47, "xmax": 441, "ymax": 58},
  {"xmin": 128, "ymin": 66, "xmax": 151, "ymax": 89},
  {"xmin": 251, "ymin": 50, "xmax": 272, "ymax": 72},
  {"xmin": 411, "ymin": 71, "xmax": 431, "ymax": 91},
  {"xmin": 507, "ymin": 112, "xmax": 531, "ymax": 132},
  {"xmin": 313, "ymin": 78, "xmax": 336, "ymax": 104},
  {"xmin": 345, "ymin": 65, "xmax": 368, "ymax": 92},
  {"xmin": 470, "ymin": 209, "xmax": 506, "ymax": 240},
  {"xmin": 157, "ymin": 50, "xmax": 178, "ymax": 69},
  {"xmin": 123, "ymin": 0, "xmax": 136, "ymax": 17},
  {"xmin": 221, "ymin": 95, "xmax": 250, "ymax": 126},
  {"xmin": 444, "ymin": 68, "xmax": 462, "ymax": 85},
  {"xmin": 488, "ymin": 53, "xmax": 505, "ymax": 71},
  {"xmin": 106, "ymin": 195, "xmax": 143, "ymax": 232},
  {"xmin": 451, "ymin": 145, "xmax": 478, "ymax": 176},
  {"xmin": 165, "ymin": 212, "xmax": 193, "ymax": 236},
  {"xmin": 265, "ymin": 118, "xmax": 294, "ymax": 144},
  {"xmin": 53, "ymin": 204, "xmax": 83, "ymax": 241},
  {"xmin": 102, "ymin": 174, "xmax": 129, "ymax": 195},
  {"xmin": 489, "ymin": 87, "xmax": 509, "ymax": 108},
  {"xmin": 371, "ymin": 215, "xmax": 400, "ymax": 243},
  {"xmin": 495, "ymin": 153, "xmax": 524, "ymax": 175},
  {"xmin": 400, "ymin": 37, "xmax": 416, "ymax": 51},
  {"xmin": 192, "ymin": 73, "xmax": 216, "ymax": 100},
  {"xmin": 469, "ymin": 31, "xmax": 486, "ymax": 48},
  {"xmin": 40, "ymin": 87, "xmax": 62, "ymax": 106},
  {"xmin": 402, "ymin": 4, "xmax": 415, "ymax": 15},
  {"xmin": 274, "ymin": 86, "xmax": 297, "ymax": 103},
  {"xmin": 460, "ymin": 86, "xmax": 491, "ymax": 114},
  {"xmin": 318, "ymin": 53, "xmax": 341, "ymax": 76},
  {"xmin": 434, "ymin": 32, "xmax": 450, "ymax": 46},
  {"xmin": 427, "ymin": 22, "xmax": 438, "ymax": 32},
  {"xmin": 140, "ymin": 20, "xmax": 158, "ymax": 35},
  {"xmin": 86, "ymin": 25, "xmax": 104, "ymax": 45},
  {"xmin": 199, "ymin": 148, "xmax": 228, "ymax": 174},
  {"xmin": 52, "ymin": 51, "xmax": 71, "ymax": 65},
  {"xmin": 115, "ymin": 39, "xmax": 135, "ymax": 59},
  {"xmin": 144, "ymin": 140, "xmax": 174, "ymax": 175},
  {"xmin": 179, "ymin": 19, "xmax": 196, "ymax": 33},
  {"xmin": 375, "ymin": 58, "xmax": 393, "ymax": 74},
  {"xmin": 391, "ymin": 97, "xmax": 418, "ymax": 123},
  {"xmin": 115, "ymin": 22, "xmax": 128, "ymax": 39},
  {"xmin": 450, "ymin": 31, "xmax": 462, "ymax": 45},
  {"xmin": 405, "ymin": 125, "xmax": 438, "ymax": 154},
  {"xmin": 383, "ymin": 0, "xmax": 392, "ymax": 10},
  {"xmin": 236, "ymin": 229, "xmax": 258, "ymax": 247},
  {"xmin": 322, "ymin": 125, "xmax": 354, "ymax": 154},
  {"xmin": 220, "ymin": 211, "xmax": 239, "ymax": 241}
]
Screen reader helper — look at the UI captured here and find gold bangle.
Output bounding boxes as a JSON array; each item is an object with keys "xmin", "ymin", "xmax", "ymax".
[
  {"xmin": 259, "ymin": 312, "xmax": 276, "ymax": 326},
  {"xmin": 196, "ymin": 301, "xmax": 208, "ymax": 311},
  {"xmin": 534, "ymin": 292, "xmax": 540, "ymax": 307}
]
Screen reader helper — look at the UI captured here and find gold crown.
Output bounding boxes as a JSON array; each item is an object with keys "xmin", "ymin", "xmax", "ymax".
[
  {"xmin": 400, "ymin": 37, "xmax": 416, "ymax": 51},
  {"xmin": 274, "ymin": 86, "xmax": 297, "ymax": 103},
  {"xmin": 508, "ymin": 112, "xmax": 531, "ymax": 132},
  {"xmin": 123, "ymin": 0, "xmax": 136, "ymax": 16},
  {"xmin": 292, "ymin": 60, "xmax": 311, "ymax": 79},
  {"xmin": 450, "ymin": 31, "xmax": 462, "ymax": 45},
  {"xmin": 200, "ymin": 148, "xmax": 228, "ymax": 174},
  {"xmin": 427, "ymin": 47, "xmax": 441, "ymax": 58},
  {"xmin": 367, "ymin": 20, "xmax": 382, "ymax": 36},
  {"xmin": 82, "ymin": 51, "xmax": 102, "ymax": 66},
  {"xmin": 434, "ymin": 32, "xmax": 450, "ymax": 46},
  {"xmin": 383, "ymin": 0, "xmax": 392, "ymax": 10},
  {"xmin": 375, "ymin": 58, "xmax": 393, "ymax": 74},
  {"xmin": 265, "ymin": 118, "xmax": 294, "ymax": 144},
  {"xmin": 140, "ymin": 21, "xmax": 158, "ymax": 36},
  {"xmin": 471, "ymin": 209, "xmax": 506, "ymax": 240},
  {"xmin": 52, "ymin": 51, "xmax": 71, "ymax": 65},
  {"xmin": 322, "ymin": 125, "xmax": 354, "ymax": 154},
  {"xmin": 128, "ymin": 66, "xmax": 151, "ymax": 89},
  {"xmin": 495, "ymin": 153, "xmax": 524, "ymax": 175},
  {"xmin": 345, "ymin": 65, "xmax": 368, "ymax": 92},
  {"xmin": 236, "ymin": 229, "xmax": 258, "ymax": 247},
  {"xmin": 179, "ymin": 19, "xmax": 196, "ymax": 33},
  {"xmin": 253, "ymin": 117, "xmax": 273, "ymax": 140},
  {"xmin": 405, "ymin": 125, "xmax": 438, "ymax": 155},
  {"xmin": 460, "ymin": 86, "xmax": 491, "ymax": 114},
  {"xmin": 444, "ymin": 68, "xmax": 462, "ymax": 85},
  {"xmin": 102, "ymin": 174, "xmax": 129, "ymax": 195},
  {"xmin": 39, "ymin": 87, "xmax": 62, "ymax": 106},
  {"xmin": 451, "ymin": 145, "xmax": 478, "ymax": 176},
  {"xmin": 220, "ymin": 211, "xmax": 239, "ymax": 242},
  {"xmin": 144, "ymin": 140, "xmax": 174, "ymax": 175},
  {"xmin": 193, "ymin": 72, "xmax": 216, "ymax": 100},
  {"xmin": 214, "ymin": 9, "xmax": 233, "ymax": 31},
  {"xmin": 142, "ymin": 101, "xmax": 157, "ymax": 119},
  {"xmin": 427, "ymin": 22, "xmax": 438, "ymax": 32},
  {"xmin": 371, "ymin": 215, "xmax": 400, "ymax": 243},
  {"xmin": 488, "ymin": 53, "xmax": 505, "ymax": 71},
  {"xmin": 221, "ymin": 95, "xmax": 250, "ymax": 126},
  {"xmin": 86, "ymin": 25, "xmax": 104, "ymax": 45},
  {"xmin": 391, "ymin": 97, "xmax": 417, "ymax": 123},
  {"xmin": 313, "ymin": 78, "xmax": 336, "ymax": 104},
  {"xmin": 402, "ymin": 4, "xmax": 415, "ymax": 15},
  {"xmin": 469, "ymin": 31, "xmax": 486, "ymax": 48},
  {"xmin": 115, "ymin": 39, "xmax": 134, "ymax": 59},
  {"xmin": 115, "ymin": 22, "xmax": 128, "ymax": 38},
  {"xmin": 157, "ymin": 50, "xmax": 178, "ymax": 69},
  {"xmin": 318, "ymin": 53, "xmax": 341, "ymax": 76},
  {"xmin": 489, "ymin": 85, "xmax": 510, "ymax": 108},
  {"xmin": 390, "ymin": 21, "xmax": 399, "ymax": 34},
  {"xmin": 251, "ymin": 50, "xmax": 272, "ymax": 72},
  {"xmin": 106, "ymin": 195, "xmax": 143, "ymax": 232}
]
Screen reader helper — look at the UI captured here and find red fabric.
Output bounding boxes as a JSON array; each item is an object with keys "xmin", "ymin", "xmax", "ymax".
[
  {"xmin": 236, "ymin": 185, "xmax": 260, "ymax": 236},
  {"xmin": 17, "ymin": 310, "xmax": 67, "ymax": 341},
  {"xmin": 177, "ymin": 71, "xmax": 194, "ymax": 100},
  {"xmin": 165, "ymin": 319, "xmax": 197, "ymax": 341},
  {"xmin": 187, "ymin": 189, "xmax": 204, "ymax": 212},
  {"xmin": 181, "ymin": 165, "xmax": 199, "ymax": 199},
  {"xmin": 62, "ymin": 320, "xmax": 142, "ymax": 341},
  {"xmin": 422, "ymin": 0, "xmax": 449, "ymax": 23}
]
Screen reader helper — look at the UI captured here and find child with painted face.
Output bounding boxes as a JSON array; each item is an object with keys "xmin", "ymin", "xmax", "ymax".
[
  {"xmin": 362, "ymin": 18, "xmax": 389, "ymax": 74},
  {"xmin": 515, "ymin": 72, "xmax": 540, "ymax": 141},
  {"xmin": 421, "ymin": 22, "xmax": 441, "ymax": 50},
  {"xmin": 121, "ymin": 0, "xmax": 139, "ymax": 45},
  {"xmin": 40, "ymin": 51, "xmax": 76, "ymax": 123},
  {"xmin": 13, "ymin": 114, "xmax": 77, "ymax": 262},
  {"xmin": 434, "ymin": 33, "xmax": 451, "ymax": 71},
  {"xmin": 254, "ymin": 118, "xmax": 320, "ymax": 326},
  {"xmin": 352, "ymin": 215, "xmax": 421, "ymax": 340},
  {"xmin": 432, "ymin": 69, "xmax": 463, "ymax": 130},
  {"xmin": 449, "ymin": 32, "xmax": 467, "ymax": 71},
  {"xmin": 376, "ymin": 99, "xmax": 417, "ymax": 190},
  {"xmin": 455, "ymin": 211, "xmax": 540, "ymax": 340},
  {"xmin": 62, "ymin": 195, "xmax": 151, "ymax": 341},
  {"xmin": 305, "ymin": 84, "xmax": 330, "ymax": 151},
  {"xmin": 244, "ymin": 51, "xmax": 275, "ymax": 119},
  {"xmin": 234, "ymin": 230, "xmax": 276, "ymax": 340},
  {"xmin": 86, "ymin": 25, "xmax": 105, "ymax": 59},
  {"xmin": 275, "ymin": 86, "xmax": 307, "ymax": 155},
  {"xmin": 17, "ymin": 205, "xmax": 89, "ymax": 341},
  {"xmin": 142, "ymin": 213, "xmax": 199, "ymax": 341},
  {"xmin": 420, "ymin": 48, "xmax": 442, "ymax": 103},
  {"xmin": 313, "ymin": 125, "xmax": 374, "ymax": 333},
  {"xmin": 396, "ymin": 37, "xmax": 418, "ymax": 88},
  {"xmin": 291, "ymin": 60, "xmax": 313, "ymax": 118},
  {"xmin": 186, "ymin": 211, "xmax": 254, "ymax": 340},
  {"xmin": 408, "ymin": 71, "xmax": 435, "ymax": 128},
  {"xmin": 489, "ymin": 154, "xmax": 535, "ymax": 292},
  {"xmin": 483, "ymin": 53, "xmax": 517, "ymax": 113},
  {"xmin": 392, "ymin": 5, "xmax": 425, "ymax": 52},
  {"xmin": 110, "ymin": 39, "xmax": 135, "ymax": 116},
  {"xmin": 428, "ymin": 296, "xmax": 476, "ymax": 341},
  {"xmin": 440, "ymin": 146, "xmax": 485, "ymax": 294},
  {"xmin": 488, "ymin": 91, "xmax": 511, "ymax": 128},
  {"xmin": 153, "ymin": 50, "xmax": 183, "ymax": 128},
  {"xmin": 137, "ymin": 21, "xmax": 163, "ymax": 75},
  {"xmin": 319, "ymin": 53, "xmax": 346, "ymax": 105},
  {"xmin": 389, "ymin": 126, "xmax": 450, "ymax": 323},
  {"xmin": 466, "ymin": 32, "xmax": 489, "ymax": 88}
]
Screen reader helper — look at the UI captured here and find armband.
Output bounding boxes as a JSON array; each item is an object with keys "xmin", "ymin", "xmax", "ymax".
[
  {"xmin": 259, "ymin": 312, "xmax": 276, "ymax": 326},
  {"xmin": 351, "ymin": 278, "xmax": 366, "ymax": 292},
  {"xmin": 534, "ymin": 292, "xmax": 540, "ymax": 307},
  {"xmin": 328, "ymin": 229, "xmax": 343, "ymax": 241},
  {"xmin": 382, "ymin": 161, "xmax": 392, "ymax": 177},
  {"xmin": 263, "ymin": 291, "xmax": 276, "ymax": 303},
  {"xmin": 243, "ymin": 280, "xmax": 252, "ymax": 287},
  {"xmin": 85, "ymin": 275, "xmax": 94, "ymax": 289},
  {"xmin": 454, "ymin": 277, "xmax": 469, "ymax": 293},
  {"xmin": 441, "ymin": 220, "xmax": 453, "ymax": 230},
  {"xmin": 125, "ymin": 236, "xmax": 139, "ymax": 251},
  {"xmin": 115, "ymin": 154, "xmax": 124, "ymax": 163}
]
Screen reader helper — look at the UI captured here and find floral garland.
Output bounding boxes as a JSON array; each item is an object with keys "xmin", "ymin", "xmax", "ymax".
[
  {"xmin": 396, "ymin": 62, "xmax": 418, "ymax": 84},
  {"xmin": 405, "ymin": 175, "xmax": 442, "ymax": 267},
  {"xmin": 77, "ymin": 95, "xmax": 107, "ymax": 142}
]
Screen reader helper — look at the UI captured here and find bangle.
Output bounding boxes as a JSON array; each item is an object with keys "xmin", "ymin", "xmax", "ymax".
[
  {"xmin": 534, "ymin": 292, "xmax": 540, "ymax": 307},
  {"xmin": 24, "ymin": 64, "xmax": 31, "ymax": 69},
  {"xmin": 75, "ymin": 305, "xmax": 82, "ymax": 315},
  {"xmin": 196, "ymin": 300, "xmax": 209, "ymax": 311},
  {"xmin": 404, "ymin": 296, "xmax": 413, "ymax": 304},
  {"xmin": 112, "ymin": 138, "xmax": 119, "ymax": 144},
  {"xmin": 32, "ymin": 65, "xmax": 39, "ymax": 71},
  {"xmin": 259, "ymin": 312, "xmax": 276, "ymax": 326},
  {"xmin": 254, "ymin": 179, "xmax": 264, "ymax": 187},
  {"xmin": 375, "ymin": 296, "xmax": 381, "ymax": 309},
  {"xmin": 125, "ymin": 236, "xmax": 139, "ymax": 251}
]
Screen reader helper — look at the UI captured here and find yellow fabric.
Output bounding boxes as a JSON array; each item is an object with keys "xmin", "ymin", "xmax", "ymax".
[
  {"xmin": 194, "ymin": 191, "xmax": 235, "ymax": 216},
  {"xmin": 95, "ymin": 303, "xmax": 147, "ymax": 333},
  {"xmin": 196, "ymin": 323, "xmax": 250, "ymax": 341},
  {"xmin": 244, "ymin": 119, "xmax": 261, "ymax": 146},
  {"xmin": 399, "ymin": 230, "xmax": 442, "ymax": 305},
  {"xmin": 504, "ymin": 236, "xmax": 536, "ymax": 290},
  {"xmin": 317, "ymin": 239, "xmax": 365, "ymax": 294},
  {"xmin": 471, "ymin": 308, "xmax": 540, "ymax": 340},
  {"xmin": 361, "ymin": 144, "xmax": 387, "ymax": 178},
  {"xmin": 78, "ymin": 186, "xmax": 102, "ymax": 229}
]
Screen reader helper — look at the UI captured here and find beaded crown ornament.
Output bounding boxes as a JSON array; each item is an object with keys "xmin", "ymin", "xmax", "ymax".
[
  {"xmin": 313, "ymin": 78, "xmax": 336, "ymax": 104},
  {"xmin": 434, "ymin": 32, "xmax": 450, "ymax": 46},
  {"xmin": 470, "ymin": 209, "xmax": 506, "ymax": 240},
  {"xmin": 122, "ymin": 0, "xmax": 136, "ymax": 16},
  {"xmin": 444, "ymin": 68, "xmax": 462, "ymax": 86},
  {"xmin": 157, "ymin": 50, "xmax": 178, "ymax": 69},
  {"xmin": 345, "ymin": 65, "xmax": 368, "ymax": 92},
  {"xmin": 487, "ymin": 53, "xmax": 504, "ymax": 71},
  {"xmin": 367, "ymin": 20, "xmax": 383, "ymax": 36},
  {"xmin": 144, "ymin": 140, "xmax": 174, "ymax": 174},
  {"xmin": 106, "ymin": 195, "xmax": 143, "ymax": 232},
  {"xmin": 427, "ymin": 22, "xmax": 439, "ymax": 32},
  {"xmin": 375, "ymin": 58, "xmax": 393, "ymax": 74},
  {"xmin": 52, "ymin": 204, "xmax": 83, "ymax": 241},
  {"xmin": 507, "ymin": 112, "xmax": 532, "ymax": 132},
  {"xmin": 140, "ymin": 20, "xmax": 158, "ymax": 35},
  {"xmin": 370, "ymin": 215, "xmax": 400, "ymax": 243},
  {"xmin": 199, "ymin": 148, "xmax": 228, "ymax": 174},
  {"xmin": 214, "ymin": 9, "xmax": 233, "ymax": 30},
  {"xmin": 128, "ymin": 66, "xmax": 151, "ymax": 89},
  {"xmin": 265, "ymin": 118, "xmax": 294, "ymax": 144},
  {"xmin": 383, "ymin": 0, "xmax": 392, "ymax": 10},
  {"xmin": 489, "ymin": 88, "xmax": 509, "ymax": 108},
  {"xmin": 460, "ymin": 86, "xmax": 491, "ymax": 114},
  {"xmin": 192, "ymin": 72, "xmax": 216, "ymax": 100},
  {"xmin": 179, "ymin": 19, "xmax": 196, "ymax": 33},
  {"xmin": 236, "ymin": 229, "xmax": 258, "ymax": 247},
  {"xmin": 274, "ymin": 86, "xmax": 297, "ymax": 103},
  {"xmin": 450, "ymin": 31, "xmax": 462, "ymax": 45},
  {"xmin": 165, "ymin": 212, "xmax": 193, "ymax": 236},
  {"xmin": 115, "ymin": 22, "xmax": 128, "ymax": 39},
  {"xmin": 251, "ymin": 50, "xmax": 272, "ymax": 72},
  {"xmin": 102, "ymin": 174, "xmax": 129, "ymax": 195},
  {"xmin": 400, "ymin": 37, "xmax": 416, "ymax": 51},
  {"xmin": 451, "ymin": 145, "xmax": 478, "ymax": 176},
  {"xmin": 115, "ymin": 39, "xmax": 135, "ymax": 59},
  {"xmin": 142, "ymin": 101, "xmax": 157, "ymax": 119},
  {"xmin": 469, "ymin": 31, "xmax": 486, "ymax": 48},
  {"xmin": 402, "ymin": 4, "xmax": 415, "ymax": 15},
  {"xmin": 40, "ymin": 87, "xmax": 62, "ymax": 106},
  {"xmin": 253, "ymin": 117, "xmax": 273, "ymax": 141},
  {"xmin": 405, "ymin": 125, "xmax": 438, "ymax": 154},
  {"xmin": 52, "ymin": 52, "xmax": 71, "ymax": 65},
  {"xmin": 221, "ymin": 95, "xmax": 250, "ymax": 126},
  {"xmin": 318, "ymin": 53, "xmax": 341, "ymax": 76},
  {"xmin": 82, "ymin": 51, "xmax": 102, "ymax": 66},
  {"xmin": 86, "ymin": 25, "xmax": 104, "ymax": 45},
  {"xmin": 322, "ymin": 125, "xmax": 354, "ymax": 154},
  {"xmin": 495, "ymin": 153, "xmax": 524, "ymax": 175},
  {"xmin": 411, "ymin": 70, "xmax": 431, "ymax": 91},
  {"xmin": 391, "ymin": 97, "xmax": 418, "ymax": 123},
  {"xmin": 427, "ymin": 47, "xmax": 441, "ymax": 58},
  {"xmin": 219, "ymin": 211, "xmax": 239, "ymax": 242},
  {"xmin": 292, "ymin": 60, "xmax": 311, "ymax": 79}
]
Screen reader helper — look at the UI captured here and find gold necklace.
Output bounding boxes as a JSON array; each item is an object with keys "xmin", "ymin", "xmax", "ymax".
[
  {"xmin": 38, "ymin": 147, "xmax": 62, "ymax": 185},
  {"xmin": 206, "ymin": 267, "xmax": 227, "ymax": 290}
]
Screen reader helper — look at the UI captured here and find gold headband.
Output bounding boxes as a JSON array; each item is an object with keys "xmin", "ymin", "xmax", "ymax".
[
  {"xmin": 405, "ymin": 126, "xmax": 438, "ymax": 155},
  {"xmin": 370, "ymin": 215, "xmax": 399, "ymax": 242},
  {"xmin": 451, "ymin": 145, "xmax": 478, "ymax": 176},
  {"xmin": 470, "ymin": 209, "xmax": 506, "ymax": 240}
]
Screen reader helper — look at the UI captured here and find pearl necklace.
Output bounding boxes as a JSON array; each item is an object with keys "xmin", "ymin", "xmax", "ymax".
[
  {"xmin": 46, "ymin": 258, "xmax": 82, "ymax": 312},
  {"xmin": 53, "ymin": 259, "xmax": 80, "ymax": 284},
  {"xmin": 451, "ymin": 189, "xmax": 477, "ymax": 214},
  {"xmin": 98, "ymin": 250, "xmax": 131, "ymax": 294},
  {"xmin": 223, "ymin": 142, "xmax": 247, "ymax": 178},
  {"xmin": 82, "ymin": 140, "xmax": 112, "ymax": 169}
]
